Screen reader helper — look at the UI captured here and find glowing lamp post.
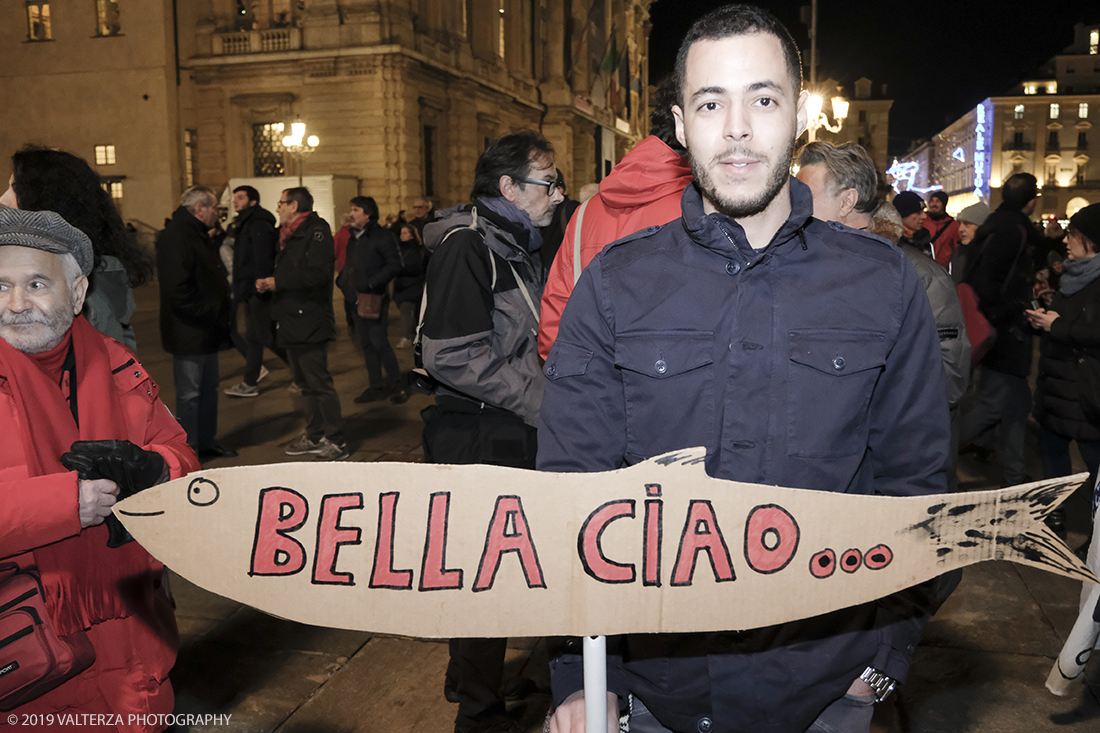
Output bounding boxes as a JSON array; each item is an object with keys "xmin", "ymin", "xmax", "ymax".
[
  {"xmin": 806, "ymin": 94, "xmax": 849, "ymax": 143},
  {"xmin": 281, "ymin": 118, "xmax": 319, "ymax": 186}
]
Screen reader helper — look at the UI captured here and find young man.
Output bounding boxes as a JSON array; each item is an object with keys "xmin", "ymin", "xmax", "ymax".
[{"xmin": 539, "ymin": 6, "xmax": 951, "ymax": 732}]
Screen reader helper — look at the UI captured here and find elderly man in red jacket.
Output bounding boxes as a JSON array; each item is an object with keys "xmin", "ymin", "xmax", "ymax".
[{"xmin": 0, "ymin": 208, "xmax": 198, "ymax": 732}]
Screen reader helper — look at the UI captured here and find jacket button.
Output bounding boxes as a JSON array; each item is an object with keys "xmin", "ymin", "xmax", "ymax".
[
  {"xmin": 547, "ymin": 364, "xmax": 557, "ymax": 376},
  {"xmin": 725, "ymin": 260, "xmax": 740, "ymax": 275},
  {"xmin": 655, "ymin": 359, "xmax": 668, "ymax": 374},
  {"xmin": 133, "ymin": 370, "xmax": 141, "ymax": 378},
  {"xmin": 833, "ymin": 356, "xmax": 846, "ymax": 370},
  {"xmin": 697, "ymin": 717, "xmax": 713, "ymax": 733}
]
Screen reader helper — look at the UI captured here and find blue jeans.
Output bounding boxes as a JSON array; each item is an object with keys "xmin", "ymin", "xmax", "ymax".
[{"xmin": 173, "ymin": 353, "xmax": 220, "ymax": 450}]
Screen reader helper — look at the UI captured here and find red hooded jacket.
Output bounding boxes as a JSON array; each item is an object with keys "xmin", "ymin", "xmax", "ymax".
[
  {"xmin": 923, "ymin": 215, "xmax": 960, "ymax": 268},
  {"xmin": 538, "ymin": 136, "xmax": 693, "ymax": 359}
]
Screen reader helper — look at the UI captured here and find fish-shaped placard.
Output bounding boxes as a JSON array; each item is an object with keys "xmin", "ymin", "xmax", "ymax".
[{"xmin": 116, "ymin": 448, "xmax": 1096, "ymax": 638}]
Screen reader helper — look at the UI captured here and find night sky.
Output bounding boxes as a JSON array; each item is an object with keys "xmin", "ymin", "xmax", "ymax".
[{"xmin": 648, "ymin": 0, "xmax": 1100, "ymax": 157}]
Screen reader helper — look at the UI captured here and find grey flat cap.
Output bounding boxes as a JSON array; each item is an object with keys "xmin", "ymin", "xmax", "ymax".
[{"xmin": 0, "ymin": 207, "xmax": 94, "ymax": 275}]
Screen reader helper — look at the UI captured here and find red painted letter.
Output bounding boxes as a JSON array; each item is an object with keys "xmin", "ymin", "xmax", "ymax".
[
  {"xmin": 250, "ymin": 487, "xmax": 308, "ymax": 576},
  {"xmin": 744, "ymin": 504, "xmax": 800, "ymax": 575},
  {"xmin": 473, "ymin": 496, "xmax": 546, "ymax": 592},
  {"xmin": 643, "ymin": 499, "xmax": 663, "ymax": 587},
  {"xmin": 312, "ymin": 493, "xmax": 363, "ymax": 585},
  {"xmin": 671, "ymin": 500, "xmax": 735, "ymax": 586},
  {"xmin": 420, "ymin": 492, "xmax": 463, "ymax": 590},
  {"xmin": 369, "ymin": 492, "xmax": 413, "ymax": 589},
  {"xmin": 578, "ymin": 500, "xmax": 636, "ymax": 583}
]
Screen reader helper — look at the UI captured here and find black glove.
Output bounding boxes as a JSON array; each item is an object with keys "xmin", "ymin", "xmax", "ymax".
[{"xmin": 61, "ymin": 440, "xmax": 167, "ymax": 548}]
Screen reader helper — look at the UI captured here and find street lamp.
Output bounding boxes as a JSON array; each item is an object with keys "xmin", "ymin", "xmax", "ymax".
[
  {"xmin": 806, "ymin": 93, "xmax": 849, "ymax": 143},
  {"xmin": 282, "ymin": 118, "xmax": 319, "ymax": 186}
]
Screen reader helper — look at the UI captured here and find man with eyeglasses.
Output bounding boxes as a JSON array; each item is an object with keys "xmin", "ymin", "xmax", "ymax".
[
  {"xmin": 419, "ymin": 129, "xmax": 563, "ymax": 733},
  {"xmin": 409, "ymin": 197, "xmax": 434, "ymax": 239}
]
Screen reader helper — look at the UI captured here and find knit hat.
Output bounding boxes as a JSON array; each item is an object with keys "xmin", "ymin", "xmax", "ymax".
[
  {"xmin": 1070, "ymin": 203, "xmax": 1100, "ymax": 252},
  {"xmin": 892, "ymin": 191, "xmax": 925, "ymax": 219},
  {"xmin": 957, "ymin": 202, "xmax": 991, "ymax": 227},
  {"xmin": 0, "ymin": 208, "xmax": 94, "ymax": 275},
  {"xmin": 929, "ymin": 190, "xmax": 949, "ymax": 207}
]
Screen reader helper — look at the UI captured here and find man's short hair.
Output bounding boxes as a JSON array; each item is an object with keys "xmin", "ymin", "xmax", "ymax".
[
  {"xmin": 650, "ymin": 75, "xmax": 687, "ymax": 155},
  {"xmin": 798, "ymin": 142, "xmax": 880, "ymax": 215},
  {"xmin": 180, "ymin": 185, "xmax": 216, "ymax": 213},
  {"xmin": 351, "ymin": 196, "xmax": 379, "ymax": 221},
  {"xmin": 234, "ymin": 185, "xmax": 260, "ymax": 204},
  {"xmin": 1001, "ymin": 173, "xmax": 1039, "ymax": 211},
  {"xmin": 674, "ymin": 4, "xmax": 803, "ymax": 108},
  {"xmin": 470, "ymin": 130, "xmax": 555, "ymax": 201},
  {"xmin": 284, "ymin": 187, "xmax": 314, "ymax": 212}
]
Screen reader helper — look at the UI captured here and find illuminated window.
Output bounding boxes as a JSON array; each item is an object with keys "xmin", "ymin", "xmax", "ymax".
[
  {"xmin": 1046, "ymin": 81, "xmax": 1058, "ymax": 94},
  {"xmin": 94, "ymin": 145, "xmax": 116, "ymax": 165},
  {"xmin": 183, "ymin": 129, "xmax": 197, "ymax": 187},
  {"xmin": 1091, "ymin": 29, "xmax": 1098, "ymax": 54},
  {"xmin": 1050, "ymin": 103, "xmax": 1060, "ymax": 119},
  {"xmin": 1014, "ymin": 104, "xmax": 1024, "ymax": 119},
  {"xmin": 1024, "ymin": 83, "xmax": 1037, "ymax": 95},
  {"xmin": 1081, "ymin": 103, "xmax": 1090, "ymax": 119},
  {"xmin": 100, "ymin": 178, "xmax": 124, "ymax": 215},
  {"xmin": 252, "ymin": 122, "xmax": 286, "ymax": 177},
  {"xmin": 95, "ymin": 0, "xmax": 121, "ymax": 36},
  {"xmin": 26, "ymin": 2, "xmax": 51, "ymax": 41}
]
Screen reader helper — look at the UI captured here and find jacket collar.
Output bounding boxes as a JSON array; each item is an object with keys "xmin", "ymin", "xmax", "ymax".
[
  {"xmin": 679, "ymin": 176, "xmax": 815, "ymax": 266},
  {"xmin": 172, "ymin": 206, "xmax": 212, "ymax": 237},
  {"xmin": 472, "ymin": 198, "xmax": 531, "ymax": 253}
]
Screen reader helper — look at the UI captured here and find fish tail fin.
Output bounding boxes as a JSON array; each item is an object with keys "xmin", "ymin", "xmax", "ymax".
[{"xmin": 988, "ymin": 474, "xmax": 1096, "ymax": 583}]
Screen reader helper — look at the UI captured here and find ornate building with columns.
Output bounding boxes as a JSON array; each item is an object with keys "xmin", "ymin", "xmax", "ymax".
[{"xmin": 0, "ymin": 1, "xmax": 654, "ymax": 228}]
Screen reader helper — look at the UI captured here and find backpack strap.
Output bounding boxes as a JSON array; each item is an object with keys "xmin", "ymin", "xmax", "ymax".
[{"xmin": 572, "ymin": 198, "xmax": 592, "ymax": 286}]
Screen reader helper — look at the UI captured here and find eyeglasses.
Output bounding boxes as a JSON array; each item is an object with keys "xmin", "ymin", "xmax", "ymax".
[
  {"xmin": 277, "ymin": 200, "xmax": 288, "ymax": 206},
  {"xmin": 523, "ymin": 178, "xmax": 564, "ymax": 197}
]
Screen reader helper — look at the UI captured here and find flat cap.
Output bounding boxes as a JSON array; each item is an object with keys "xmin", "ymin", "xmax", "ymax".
[{"xmin": 0, "ymin": 207, "xmax": 93, "ymax": 275}]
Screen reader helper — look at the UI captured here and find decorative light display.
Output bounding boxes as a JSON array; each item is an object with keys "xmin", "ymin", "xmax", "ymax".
[{"xmin": 973, "ymin": 99, "xmax": 992, "ymax": 200}]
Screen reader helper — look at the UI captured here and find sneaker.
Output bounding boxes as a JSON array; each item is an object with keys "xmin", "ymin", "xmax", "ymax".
[
  {"xmin": 284, "ymin": 434, "xmax": 324, "ymax": 456},
  {"xmin": 354, "ymin": 387, "xmax": 386, "ymax": 404},
  {"xmin": 257, "ymin": 366, "xmax": 270, "ymax": 383},
  {"xmin": 224, "ymin": 381, "xmax": 259, "ymax": 398},
  {"xmin": 315, "ymin": 437, "xmax": 349, "ymax": 461},
  {"xmin": 396, "ymin": 337, "xmax": 411, "ymax": 349},
  {"xmin": 389, "ymin": 389, "xmax": 409, "ymax": 405},
  {"xmin": 288, "ymin": 382, "xmax": 303, "ymax": 395}
]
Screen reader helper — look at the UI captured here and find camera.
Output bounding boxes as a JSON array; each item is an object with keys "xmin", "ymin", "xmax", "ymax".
[{"xmin": 408, "ymin": 368, "xmax": 439, "ymax": 396}]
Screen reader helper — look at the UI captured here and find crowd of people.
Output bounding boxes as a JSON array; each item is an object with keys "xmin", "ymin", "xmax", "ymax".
[{"xmin": 3, "ymin": 3, "xmax": 1100, "ymax": 732}]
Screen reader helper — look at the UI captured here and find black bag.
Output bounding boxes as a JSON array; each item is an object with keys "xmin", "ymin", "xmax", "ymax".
[{"xmin": 1078, "ymin": 351, "xmax": 1100, "ymax": 424}]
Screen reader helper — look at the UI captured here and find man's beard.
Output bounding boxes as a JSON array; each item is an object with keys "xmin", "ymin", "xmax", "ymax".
[
  {"xmin": 928, "ymin": 210, "xmax": 947, "ymax": 221},
  {"xmin": 689, "ymin": 138, "xmax": 795, "ymax": 219},
  {"xmin": 0, "ymin": 300, "xmax": 75, "ymax": 354}
]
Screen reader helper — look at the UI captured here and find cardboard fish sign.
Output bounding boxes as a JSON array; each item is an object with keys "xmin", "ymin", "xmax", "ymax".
[{"xmin": 116, "ymin": 448, "xmax": 1096, "ymax": 638}]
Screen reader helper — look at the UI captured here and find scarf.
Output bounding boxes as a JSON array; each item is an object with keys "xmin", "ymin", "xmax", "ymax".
[
  {"xmin": 1059, "ymin": 254, "xmax": 1100, "ymax": 297},
  {"xmin": 479, "ymin": 196, "xmax": 543, "ymax": 252},
  {"xmin": 278, "ymin": 211, "xmax": 309, "ymax": 250},
  {"xmin": 0, "ymin": 316, "xmax": 161, "ymax": 636}
]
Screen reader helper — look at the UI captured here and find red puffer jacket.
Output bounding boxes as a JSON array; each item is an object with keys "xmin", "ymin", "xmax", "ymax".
[
  {"xmin": 538, "ymin": 136, "xmax": 692, "ymax": 359},
  {"xmin": 0, "ymin": 334, "xmax": 199, "ymax": 733}
]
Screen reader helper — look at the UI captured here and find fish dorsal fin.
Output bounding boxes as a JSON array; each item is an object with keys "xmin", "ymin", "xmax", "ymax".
[{"xmin": 638, "ymin": 447, "xmax": 708, "ymax": 469}]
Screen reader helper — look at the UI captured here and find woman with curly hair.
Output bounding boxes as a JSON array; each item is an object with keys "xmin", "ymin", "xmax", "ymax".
[{"xmin": 0, "ymin": 145, "xmax": 154, "ymax": 350}]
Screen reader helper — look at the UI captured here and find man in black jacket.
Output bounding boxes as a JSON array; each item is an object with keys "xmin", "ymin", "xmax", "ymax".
[
  {"xmin": 336, "ymin": 196, "xmax": 406, "ymax": 404},
  {"xmin": 257, "ymin": 187, "xmax": 347, "ymax": 461},
  {"xmin": 960, "ymin": 173, "xmax": 1042, "ymax": 486},
  {"xmin": 156, "ymin": 185, "xmax": 237, "ymax": 460},
  {"xmin": 225, "ymin": 185, "xmax": 285, "ymax": 398}
]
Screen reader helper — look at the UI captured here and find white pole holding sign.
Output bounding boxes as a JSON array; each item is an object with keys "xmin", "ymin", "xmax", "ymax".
[{"xmin": 584, "ymin": 635, "xmax": 608, "ymax": 733}]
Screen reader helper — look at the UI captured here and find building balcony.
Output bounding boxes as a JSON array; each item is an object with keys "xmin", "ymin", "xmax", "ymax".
[
  {"xmin": 1003, "ymin": 141, "xmax": 1033, "ymax": 151},
  {"xmin": 214, "ymin": 28, "xmax": 301, "ymax": 55}
]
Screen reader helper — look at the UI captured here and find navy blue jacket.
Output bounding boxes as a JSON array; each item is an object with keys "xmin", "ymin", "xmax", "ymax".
[
  {"xmin": 230, "ymin": 204, "xmax": 278, "ymax": 302},
  {"xmin": 538, "ymin": 179, "xmax": 951, "ymax": 733}
]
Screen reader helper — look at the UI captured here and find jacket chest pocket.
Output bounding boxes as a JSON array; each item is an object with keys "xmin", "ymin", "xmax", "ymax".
[
  {"xmin": 787, "ymin": 329, "xmax": 887, "ymax": 458},
  {"xmin": 615, "ymin": 330, "xmax": 715, "ymax": 460}
]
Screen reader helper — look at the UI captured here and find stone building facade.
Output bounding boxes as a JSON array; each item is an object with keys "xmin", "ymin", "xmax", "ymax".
[
  {"xmin": 0, "ymin": 1, "xmax": 654, "ymax": 227},
  {"xmin": 806, "ymin": 77, "xmax": 893, "ymax": 173}
]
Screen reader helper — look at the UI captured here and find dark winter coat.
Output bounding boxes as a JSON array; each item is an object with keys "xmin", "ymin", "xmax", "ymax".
[
  {"xmin": 539, "ymin": 178, "xmax": 952, "ymax": 733},
  {"xmin": 1034, "ymin": 274, "xmax": 1100, "ymax": 442},
  {"xmin": 345, "ymin": 222, "xmax": 402, "ymax": 301},
  {"xmin": 393, "ymin": 238, "xmax": 429, "ymax": 304},
  {"xmin": 231, "ymin": 204, "xmax": 278, "ymax": 301},
  {"xmin": 962, "ymin": 206, "xmax": 1041, "ymax": 377},
  {"xmin": 156, "ymin": 206, "xmax": 231, "ymax": 355},
  {"xmin": 271, "ymin": 212, "xmax": 336, "ymax": 347}
]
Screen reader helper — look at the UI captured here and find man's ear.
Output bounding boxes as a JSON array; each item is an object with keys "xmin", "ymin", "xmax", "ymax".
[
  {"xmin": 838, "ymin": 188, "xmax": 859, "ymax": 220},
  {"xmin": 499, "ymin": 175, "xmax": 520, "ymax": 204},
  {"xmin": 672, "ymin": 105, "xmax": 687, "ymax": 149},
  {"xmin": 71, "ymin": 275, "xmax": 89, "ymax": 316},
  {"xmin": 795, "ymin": 90, "xmax": 810, "ymax": 138}
]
